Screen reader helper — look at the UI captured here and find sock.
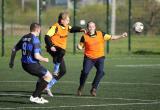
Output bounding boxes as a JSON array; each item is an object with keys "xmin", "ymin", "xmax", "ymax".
[
  {"xmin": 33, "ymin": 79, "xmax": 48, "ymax": 98},
  {"xmin": 35, "ymin": 79, "xmax": 40, "ymax": 90},
  {"xmin": 47, "ymin": 78, "xmax": 58, "ymax": 89},
  {"xmin": 53, "ymin": 63, "xmax": 60, "ymax": 73}
]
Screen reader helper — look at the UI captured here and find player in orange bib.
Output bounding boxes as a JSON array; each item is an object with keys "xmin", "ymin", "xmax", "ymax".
[
  {"xmin": 77, "ymin": 21, "xmax": 127, "ymax": 96},
  {"xmin": 44, "ymin": 11, "xmax": 85, "ymax": 96}
]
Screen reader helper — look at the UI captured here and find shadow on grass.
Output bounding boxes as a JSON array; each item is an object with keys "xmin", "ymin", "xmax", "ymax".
[
  {"xmin": 0, "ymin": 90, "xmax": 90, "ymax": 97},
  {"xmin": 53, "ymin": 92, "xmax": 90, "ymax": 97},
  {"xmin": 0, "ymin": 90, "xmax": 32, "ymax": 94},
  {"xmin": 0, "ymin": 100, "xmax": 30, "ymax": 104},
  {"xmin": 0, "ymin": 90, "xmax": 31, "ymax": 99},
  {"xmin": 0, "ymin": 91, "xmax": 32, "ymax": 104},
  {"xmin": 133, "ymin": 50, "xmax": 160, "ymax": 55}
]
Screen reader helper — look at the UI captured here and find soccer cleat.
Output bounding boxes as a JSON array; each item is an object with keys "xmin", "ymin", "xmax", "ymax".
[
  {"xmin": 53, "ymin": 72, "xmax": 59, "ymax": 77},
  {"xmin": 77, "ymin": 89, "xmax": 82, "ymax": 96},
  {"xmin": 45, "ymin": 88, "xmax": 54, "ymax": 97},
  {"xmin": 40, "ymin": 97, "xmax": 49, "ymax": 103},
  {"xmin": 30, "ymin": 96, "xmax": 44, "ymax": 104},
  {"xmin": 90, "ymin": 88, "xmax": 97, "ymax": 97},
  {"xmin": 77, "ymin": 86, "xmax": 83, "ymax": 96}
]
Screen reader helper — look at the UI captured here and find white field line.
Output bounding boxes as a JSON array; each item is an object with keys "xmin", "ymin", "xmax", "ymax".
[
  {"xmin": 0, "ymin": 101, "xmax": 160, "ymax": 109},
  {"xmin": 0, "ymin": 93, "xmax": 158, "ymax": 102},
  {"xmin": 107, "ymin": 57, "xmax": 160, "ymax": 60},
  {"xmin": 116, "ymin": 64, "xmax": 160, "ymax": 67},
  {"xmin": 0, "ymin": 108, "xmax": 16, "ymax": 110},
  {"xmin": 55, "ymin": 95, "xmax": 157, "ymax": 102},
  {"xmin": 0, "ymin": 80, "xmax": 160, "ymax": 86},
  {"xmin": 68, "ymin": 57, "xmax": 160, "ymax": 60}
]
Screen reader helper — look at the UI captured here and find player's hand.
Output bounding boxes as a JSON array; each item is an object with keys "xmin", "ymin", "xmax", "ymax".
[
  {"xmin": 81, "ymin": 29, "xmax": 87, "ymax": 33},
  {"xmin": 77, "ymin": 44, "xmax": 83, "ymax": 50},
  {"xmin": 9, "ymin": 62, "xmax": 14, "ymax": 68},
  {"xmin": 121, "ymin": 32, "xmax": 128, "ymax": 38},
  {"xmin": 50, "ymin": 46, "xmax": 56, "ymax": 52},
  {"xmin": 44, "ymin": 58, "xmax": 49, "ymax": 63}
]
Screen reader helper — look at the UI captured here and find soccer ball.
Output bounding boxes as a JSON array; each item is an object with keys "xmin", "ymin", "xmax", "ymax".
[{"xmin": 133, "ymin": 22, "xmax": 144, "ymax": 33}]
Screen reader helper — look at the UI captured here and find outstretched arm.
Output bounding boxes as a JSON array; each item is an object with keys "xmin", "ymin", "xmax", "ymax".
[
  {"xmin": 69, "ymin": 26, "xmax": 86, "ymax": 33},
  {"xmin": 103, "ymin": 32, "xmax": 127, "ymax": 41},
  {"xmin": 111, "ymin": 32, "xmax": 128, "ymax": 40}
]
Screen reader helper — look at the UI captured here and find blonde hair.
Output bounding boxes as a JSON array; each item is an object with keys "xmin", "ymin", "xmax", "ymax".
[{"xmin": 58, "ymin": 11, "xmax": 69, "ymax": 23}]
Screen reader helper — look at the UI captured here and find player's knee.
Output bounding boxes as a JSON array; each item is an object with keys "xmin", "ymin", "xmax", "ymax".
[
  {"xmin": 81, "ymin": 70, "xmax": 89, "ymax": 75},
  {"xmin": 60, "ymin": 70, "xmax": 66, "ymax": 76},
  {"xmin": 81, "ymin": 70, "xmax": 88, "ymax": 77},
  {"xmin": 100, "ymin": 71, "xmax": 105, "ymax": 77},
  {"xmin": 43, "ymin": 71, "xmax": 53, "ymax": 82},
  {"xmin": 63, "ymin": 69, "xmax": 66, "ymax": 74},
  {"xmin": 102, "ymin": 72, "xmax": 105, "ymax": 76},
  {"xmin": 97, "ymin": 70, "xmax": 104, "ymax": 74},
  {"xmin": 60, "ymin": 67, "xmax": 66, "ymax": 75}
]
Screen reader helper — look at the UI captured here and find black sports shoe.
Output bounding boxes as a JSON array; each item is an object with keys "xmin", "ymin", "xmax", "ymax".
[
  {"xmin": 77, "ymin": 86, "xmax": 83, "ymax": 96},
  {"xmin": 90, "ymin": 88, "xmax": 96, "ymax": 96}
]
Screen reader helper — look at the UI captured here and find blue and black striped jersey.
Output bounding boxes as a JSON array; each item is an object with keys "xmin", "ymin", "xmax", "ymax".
[{"xmin": 15, "ymin": 33, "xmax": 41, "ymax": 64}]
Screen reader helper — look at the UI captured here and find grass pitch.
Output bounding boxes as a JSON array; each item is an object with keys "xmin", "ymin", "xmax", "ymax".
[{"xmin": 0, "ymin": 35, "xmax": 160, "ymax": 110}]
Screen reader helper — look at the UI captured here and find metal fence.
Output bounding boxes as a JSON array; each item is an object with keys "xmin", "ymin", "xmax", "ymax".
[{"xmin": 1, "ymin": 0, "xmax": 160, "ymax": 56}]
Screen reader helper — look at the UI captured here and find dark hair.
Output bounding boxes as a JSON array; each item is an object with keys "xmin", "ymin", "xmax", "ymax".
[
  {"xmin": 58, "ymin": 11, "xmax": 69, "ymax": 23},
  {"xmin": 30, "ymin": 23, "xmax": 40, "ymax": 32},
  {"xmin": 87, "ymin": 21, "xmax": 96, "ymax": 28}
]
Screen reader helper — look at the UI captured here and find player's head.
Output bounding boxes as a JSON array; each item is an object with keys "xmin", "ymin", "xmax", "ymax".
[
  {"xmin": 87, "ymin": 21, "xmax": 96, "ymax": 35},
  {"xmin": 58, "ymin": 11, "xmax": 70, "ymax": 26},
  {"xmin": 30, "ymin": 23, "xmax": 41, "ymax": 36}
]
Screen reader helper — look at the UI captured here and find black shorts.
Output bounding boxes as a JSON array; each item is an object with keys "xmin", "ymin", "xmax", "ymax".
[
  {"xmin": 46, "ymin": 46, "xmax": 65, "ymax": 57},
  {"xmin": 22, "ymin": 63, "xmax": 47, "ymax": 78},
  {"xmin": 46, "ymin": 46, "xmax": 65, "ymax": 63}
]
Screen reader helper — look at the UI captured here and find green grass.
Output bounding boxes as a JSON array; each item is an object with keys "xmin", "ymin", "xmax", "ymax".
[{"xmin": 0, "ymin": 35, "xmax": 160, "ymax": 110}]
